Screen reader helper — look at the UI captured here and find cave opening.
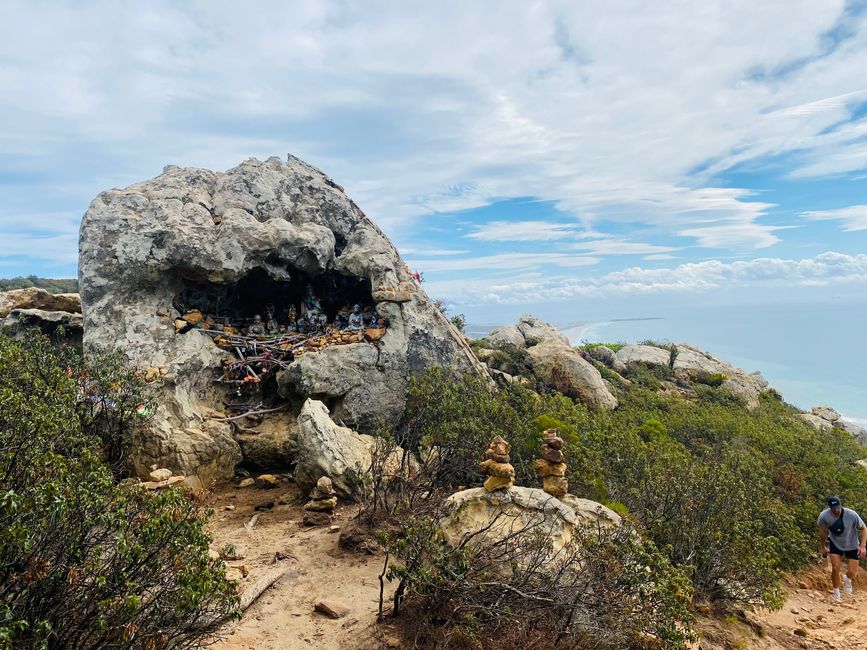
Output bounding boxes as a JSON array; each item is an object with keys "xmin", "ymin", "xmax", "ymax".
[{"xmin": 173, "ymin": 268, "xmax": 374, "ymax": 330}]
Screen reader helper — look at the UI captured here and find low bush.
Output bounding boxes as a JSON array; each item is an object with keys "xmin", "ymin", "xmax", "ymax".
[{"xmin": 0, "ymin": 332, "xmax": 237, "ymax": 649}]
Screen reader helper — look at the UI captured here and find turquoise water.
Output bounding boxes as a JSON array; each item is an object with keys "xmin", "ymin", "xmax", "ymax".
[{"xmin": 562, "ymin": 301, "xmax": 866, "ymax": 423}]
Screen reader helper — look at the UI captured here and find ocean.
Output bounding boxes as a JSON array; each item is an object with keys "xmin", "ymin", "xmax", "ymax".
[{"xmin": 470, "ymin": 300, "xmax": 867, "ymax": 424}]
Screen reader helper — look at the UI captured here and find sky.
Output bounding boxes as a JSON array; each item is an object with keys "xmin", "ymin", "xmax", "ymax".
[{"xmin": 1, "ymin": 1, "xmax": 866, "ymax": 411}]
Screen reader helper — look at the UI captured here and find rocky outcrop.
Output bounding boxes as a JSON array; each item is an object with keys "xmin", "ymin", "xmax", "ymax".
[
  {"xmin": 79, "ymin": 155, "xmax": 487, "ymax": 481},
  {"xmin": 811, "ymin": 406, "xmax": 841, "ymax": 424},
  {"xmin": 614, "ymin": 343, "xmax": 768, "ymax": 409},
  {"xmin": 482, "ymin": 315, "xmax": 618, "ymax": 410},
  {"xmin": 800, "ymin": 413, "xmax": 834, "ymax": 433},
  {"xmin": 527, "ymin": 340, "xmax": 618, "ymax": 410},
  {"xmin": 0, "ymin": 288, "xmax": 80, "ymax": 317},
  {"xmin": 1, "ymin": 308, "xmax": 83, "ymax": 344},
  {"xmin": 486, "ymin": 325, "xmax": 525, "ymax": 350},
  {"xmin": 295, "ymin": 398, "xmax": 416, "ymax": 499},
  {"xmin": 439, "ymin": 487, "xmax": 579, "ymax": 555},
  {"xmin": 559, "ymin": 495, "xmax": 622, "ymax": 528}
]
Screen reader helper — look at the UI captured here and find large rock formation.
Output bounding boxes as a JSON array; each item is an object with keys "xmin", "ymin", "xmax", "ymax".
[
  {"xmin": 0, "ymin": 289, "xmax": 83, "ymax": 346},
  {"xmin": 79, "ymin": 155, "xmax": 486, "ymax": 481},
  {"xmin": 0, "ymin": 288, "xmax": 80, "ymax": 317},
  {"xmin": 484, "ymin": 315, "xmax": 618, "ymax": 410},
  {"xmin": 614, "ymin": 343, "xmax": 768, "ymax": 409}
]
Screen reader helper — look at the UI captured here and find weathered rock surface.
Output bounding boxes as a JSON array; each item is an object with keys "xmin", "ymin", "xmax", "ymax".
[
  {"xmin": 79, "ymin": 155, "xmax": 486, "ymax": 480},
  {"xmin": 800, "ymin": 413, "xmax": 834, "ymax": 432},
  {"xmin": 559, "ymin": 495, "xmax": 622, "ymax": 528},
  {"xmin": 485, "ymin": 325, "xmax": 526, "ymax": 350},
  {"xmin": 614, "ymin": 343, "xmax": 767, "ymax": 409},
  {"xmin": 811, "ymin": 406, "xmax": 841, "ymax": 423},
  {"xmin": 295, "ymin": 398, "xmax": 416, "ymax": 498},
  {"xmin": 527, "ymin": 340, "xmax": 618, "ymax": 410},
  {"xmin": 586, "ymin": 345, "xmax": 626, "ymax": 373},
  {"xmin": 1, "ymin": 308, "xmax": 84, "ymax": 344},
  {"xmin": 0, "ymin": 288, "xmax": 80, "ymax": 317},
  {"xmin": 439, "ymin": 487, "xmax": 579, "ymax": 555},
  {"xmin": 515, "ymin": 315, "xmax": 570, "ymax": 347},
  {"xmin": 234, "ymin": 416, "xmax": 297, "ymax": 470}
]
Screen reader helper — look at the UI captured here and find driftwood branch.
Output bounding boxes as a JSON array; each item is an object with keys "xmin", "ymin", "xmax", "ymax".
[{"xmin": 211, "ymin": 404, "xmax": 290, "ymax": 422}]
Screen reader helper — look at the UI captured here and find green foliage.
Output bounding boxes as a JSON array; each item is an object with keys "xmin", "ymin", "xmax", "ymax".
[
  {"xmin": 0, "ymin": 332, "xmax": 238, "ymax": 649},
  {"xmin": 393, "ymin": 366, "xmax": 867, "ymax": 609},
  {"xmin": 692, "ymin": 370, "xmax": 728, "ymax": 387},
  {"xmin": 0, "ymin": 276, "xmax": 78, "ymax": 293},
  {"xmin": 449, "ymin": 314, "xmax": 466, "ymax": 334},
  {"xmin": 579, "ymin": 342, "xmax": 625, "ymax": 352},
  {"xmin": 381, "ymin": 515, "xmax": 694, "ymax": 649}
]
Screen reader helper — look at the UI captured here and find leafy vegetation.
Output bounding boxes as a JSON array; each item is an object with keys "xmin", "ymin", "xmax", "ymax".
[
  {"xmin": 367, "ymin": 363, "xmax": 867, "ymax": 619},
  {"xmin": 0, "ymin": 332, "xmax": 237, "ymax": 649},
  {"xmin": 0, "ymin": 275, "xmax": 78, "ymax": 293}
]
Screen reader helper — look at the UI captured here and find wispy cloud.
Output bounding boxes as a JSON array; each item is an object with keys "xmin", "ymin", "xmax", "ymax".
[
  {"xmin": 425, "ymin": 252, "xmax": 867, "ymax": 304},
  {"xmin": 569, "ymin": 239, "xmax": 678, "ymax": 255},
  {"xmin": 466, "ymin": 220, "xmax": 583, "ymax": 242},
  {"xmin": 803, "ymin": 204, "xmax": 867, "ymax": 231},
  {"xmin": 406, "ymin": 252, "xmax": 600, "ymax": 272}
]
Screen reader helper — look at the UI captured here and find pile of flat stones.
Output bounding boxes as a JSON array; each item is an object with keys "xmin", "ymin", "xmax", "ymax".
[
  {"xmin": 479, "ymin": 435, "xmax": 515, "ymax": 492},
  {"xmin": 303, "ymin": 476, "xmax": 337, "ymax": 525},
  {"xmin": 533, "ymin": 428, "xmax": 568, "ymax": 497}
]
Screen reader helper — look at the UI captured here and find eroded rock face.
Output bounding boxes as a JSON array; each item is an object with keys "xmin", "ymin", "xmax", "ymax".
[
  {"xmin": 800, "ymin": 413, "xmax": 834, "ymax": 433},
  {"xmin": 812, "ymin": 405, "xmax": 841, "ymax": 423},
  {"xmin": 527, "ymin": 340, "xmax": 619, "ymax": 410},
  {"xmin": 79, "ymin": 155, "xmax": 486, "ymax": 481},
  {"xmin": 439, "ymin": 487, "xmax": 579, "ymax": 555},
  {"xmin": 615, "ymin": 343, "xmax": 767, "ymax": 410},
  {"xmin": 0, "ymin": 288, "xmax": 80, "ymax": 318}
]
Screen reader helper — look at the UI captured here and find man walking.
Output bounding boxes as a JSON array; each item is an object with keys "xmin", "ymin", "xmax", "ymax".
[{"xmin": 818, "ymin": 496, "xmax": 867, "ymax": 602}]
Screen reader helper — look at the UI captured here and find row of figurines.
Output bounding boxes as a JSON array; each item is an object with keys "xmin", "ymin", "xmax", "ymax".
[{"xmin": 213, "ymin": 303, "xmax": 382, "ymax": 336}]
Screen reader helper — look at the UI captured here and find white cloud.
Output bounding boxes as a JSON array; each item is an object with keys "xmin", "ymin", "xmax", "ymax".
[
  {"xmin": 569, "ymin": 239, "xmax": 678, "ymax": 255},
  {"xmin": 1, "ymin": 0, "xmax": 866, "ymax": 260},
  {"xmin": 405, "ymin": 252, "xmax": 600, "ymax": 272},
  {"xmin": 644, "ymin": 253, "xmax": 677, "ymax": 260},
  {"xmin": 398, "ymin": 247, "xmax": 471, "ymax": 256},
  {"xmin": 803, "ymin": 205, "xmax": 867, "ymax": 231},
  {"xmin": 466, "ymin": 220, "xmax": 583, "ymax": 241},
  {"xmin": 424, "ymin": 252, "xmax": 867, "ymax": 304}
]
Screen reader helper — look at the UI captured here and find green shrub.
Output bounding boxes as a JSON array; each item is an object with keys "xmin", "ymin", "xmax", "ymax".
[
  {"xmin": 380, "ymin": 515, "xmax": 694, "ymax": 649},
  {"xmin": 0, "ymin": 332, "xmax": 237, "ymax": 649}
]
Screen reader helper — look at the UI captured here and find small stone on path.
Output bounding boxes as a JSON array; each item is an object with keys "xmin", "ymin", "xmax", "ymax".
[{"xmin": 315, "ymin": 599, "xmax": 350, "ymax": 619}]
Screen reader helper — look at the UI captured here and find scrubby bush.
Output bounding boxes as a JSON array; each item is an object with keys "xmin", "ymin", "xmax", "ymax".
[
  {"xmin": 362, "ymin": 365, "xmax": 867, "ymax": 612},
  {"xmin": 0, "ymin": 332, "xmax": 237, "ymax": 649},
  {"xmin": 380, "ymin": 514, "xmax": 694, "ymax": 649}
]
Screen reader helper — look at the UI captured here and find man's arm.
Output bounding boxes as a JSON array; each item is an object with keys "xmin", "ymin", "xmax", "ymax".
[
  {"xmin": 859, "ymin": 523, "xmax": 867, "ymax": 558},
  {"xmin": 819, "ymin": 525, "xmax": 829, "ymax": 556}
]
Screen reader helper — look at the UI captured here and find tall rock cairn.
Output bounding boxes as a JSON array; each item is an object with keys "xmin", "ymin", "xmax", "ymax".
[
  {"xmin": 479, "ymin": 435, "xmax": 515, "ymax": 492},
  {"xmin": 533, "ymin": 428, "xmax": 568, "ymax": 497}
]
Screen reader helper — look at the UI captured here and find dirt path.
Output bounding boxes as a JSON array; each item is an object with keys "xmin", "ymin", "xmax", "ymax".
[
  {"xmin": 205, "ymin": 482, "xmax": 396, "ymax": 650},
  {"xmin": 752, "ymin": 565, "xmax": 867, "ymax": 649}
]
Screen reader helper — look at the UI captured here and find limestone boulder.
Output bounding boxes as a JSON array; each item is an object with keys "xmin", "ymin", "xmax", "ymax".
[
  {"xmin": 615, "ymin": 344, "xmax": 671, "ymax": 367},
  {"xmin": 515, "ymin": 315, "xmax": 569, "ymax": 347},
  {"xmin": 559, "ymin": 495, "xmax": 622, "ymax": 528},
  {"xmin": 234, "ymin": 416, "xmax": 297, "ymax": 470},
  {"xmin": 812, "ymin": 405, "xmax": 841, "ymax": 423},
  {"xmin": 527, "ymin": 340, "xmax": 618, "ymax": 410},
  {"xmin": 586, "ymin": 345, "xmax": 626, "ymax": 373},
  {"xmin": 800, "ymin": 413, "xmax": 833, "ymax": 433},
  {"xmin": 839, "ymin": 418, "xmax": 867, "ymax": 441},
  {"xmin": 485, "ymin": 325, "xmax": 525, "ymax": 350},
  {"xmin": 1, "ymin": 308, "xmax": 83, "ymax": 346},
  {"xmin": 295, "ymin": 398, "xmax": 416, "ymax": 498},
  {"xmin": 439, "ymin": 487, "xmax": 578, "ymax": 555},
  {"xmin": 0, "ymin": 288, "xmax": 80, "ymax": 318},
  {"xmin": 79, "ymin": 155, "xmax": 487, "ymax": 480}
]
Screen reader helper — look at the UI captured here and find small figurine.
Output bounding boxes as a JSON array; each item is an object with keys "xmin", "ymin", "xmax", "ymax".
[
  {"xmin": 247, "ymin": 314, "xmax": 266, "ymax": 336},
  {"xmin": 265, "ymin": 305, "xmax": 279, "ymax": 334},
  {"xmin": 336, "ymin": 304, "xmax": 351, "ymax": 328},
  {"xmin": 287, "ymin": 305, "xmax": 297, "ymax": 324},
  {"xmin": 347, "ymin": 304, "xmax": 364, "ymax": 330}
]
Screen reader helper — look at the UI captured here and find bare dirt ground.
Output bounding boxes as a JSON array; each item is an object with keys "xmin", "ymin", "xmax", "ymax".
[
  {"xmin": 205, "ymin": 481, "xmax": 399, "ymax": 650},
  {"xmin": 204, "ymin": 481, "xmax": 867, "ymax": 650}
]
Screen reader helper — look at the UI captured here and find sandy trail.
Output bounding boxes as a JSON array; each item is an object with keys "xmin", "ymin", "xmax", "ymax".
[{"xmin": 205, "ymin": 482, "xmax": 396, "ymax": 650}]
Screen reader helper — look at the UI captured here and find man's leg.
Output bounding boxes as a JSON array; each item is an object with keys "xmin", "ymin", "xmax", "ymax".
[
  {"xmin": 830, "ymin": 553, "xmax": 843, "ymax": 588},
  {"xmin": 846, "ymin": 557, "xmax": 859, "ymax": 586}
]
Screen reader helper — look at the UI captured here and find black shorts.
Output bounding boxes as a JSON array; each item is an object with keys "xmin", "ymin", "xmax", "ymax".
[{"xmin": 829, "ymin": 539, "xmax": 860, "ymax": 560}]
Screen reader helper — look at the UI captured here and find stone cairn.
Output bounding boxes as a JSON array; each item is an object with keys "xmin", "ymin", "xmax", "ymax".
[
  {"xmin": 304, "ymin": 476, "xmax": 338, "ymax": 513},
  {"xmin": 479, "ymin": 435, "xmax": 515, "ymax": 492},
  {"xmin": 533, "ymin": 428, "xmax": 568, "ymax": 497}
]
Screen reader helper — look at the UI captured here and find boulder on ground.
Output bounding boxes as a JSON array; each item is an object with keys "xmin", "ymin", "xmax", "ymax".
[
  {"xmin": 295, "ymin": 398, "xmax": 416, "ymax": 498},
  {"xmin": 234, "ymin": 416, "xmax": 297, "ymax": 469},
  {"xmin": 800, "ymin": 413, "xmax": 834, "ymax": 432},
  {"xmin": 78, "ymin": 155, "xmax": 487, "ymax": 481},
  {"xmin": 515, "ymin": 315, "xmax": 570, "ymax": 347},
  {"xmin": 559, "ymin": 495, "xmax": 622, "ymax": 528},
  {"xmin": 586, "ymin": 345, "xmax": 626, "ymax": 373},
  {"xmin": 439, "ymin": 487, "xmax": 578, "ymax": 556},
  {"xmin": 812, "ymin": 406, "xmax": 841, "ymax": 423},
  {"xmin": 0, "ymin": 288, "xmax": 80, "ymax": 317},
  {"xmin": 485, "ymin": 325, "xmax": 526, "ymax": 350},
  {"xmin": 527, "ymin": 340, "xmax": 618, "ymax": 410}
]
